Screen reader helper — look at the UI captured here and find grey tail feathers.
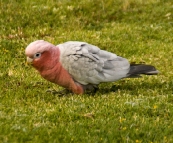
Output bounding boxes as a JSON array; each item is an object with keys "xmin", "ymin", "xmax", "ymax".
[{"xmin": 127, "ymin": 64, "xmax": 159, "ymax": 78}]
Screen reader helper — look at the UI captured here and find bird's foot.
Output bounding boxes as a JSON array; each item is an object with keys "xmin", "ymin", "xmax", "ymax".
[{"xmin": 46, "ymin": 89, "xmax": 73, "ymax": 96}]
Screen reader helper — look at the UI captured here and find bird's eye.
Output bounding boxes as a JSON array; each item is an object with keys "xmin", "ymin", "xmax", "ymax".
[{"xmin": 34, "ymin": 53, "xmax": 41, "ymax": 58}]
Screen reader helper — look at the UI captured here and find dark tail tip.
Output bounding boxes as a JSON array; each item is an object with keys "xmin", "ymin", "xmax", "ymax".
[{"xmin": 127, "ymin": 64, "xmax": 159, "ymax": 77}]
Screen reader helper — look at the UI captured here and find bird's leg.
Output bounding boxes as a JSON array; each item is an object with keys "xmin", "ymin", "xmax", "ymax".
[
  {"xmin": 46, "ymin": 83, "xmax": 99, "ymax": 96},
  {"xmin": 82, "ymin": 84, "xmax": 99, "ymax": 95}
]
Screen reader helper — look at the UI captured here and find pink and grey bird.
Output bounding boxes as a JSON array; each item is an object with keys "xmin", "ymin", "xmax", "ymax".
[{"xmin": 25, "ymin": 40, "xmax": 159, "ymax": 94}]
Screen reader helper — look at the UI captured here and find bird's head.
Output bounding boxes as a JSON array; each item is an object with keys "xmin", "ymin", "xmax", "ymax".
[{"xmin": 25, "ymin": 40, "xmax": 59, "ymax": 72}]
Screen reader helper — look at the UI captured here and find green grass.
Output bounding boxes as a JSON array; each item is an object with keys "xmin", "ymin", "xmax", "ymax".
[{"xmin": 1, "ymin": 0, "xmax": 173, "ymax": 142}]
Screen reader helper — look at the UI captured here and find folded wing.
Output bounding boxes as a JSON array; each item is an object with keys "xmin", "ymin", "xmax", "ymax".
[{"xmin": 57, "ymin": 41, "xmax": 130, "ymax": 85}]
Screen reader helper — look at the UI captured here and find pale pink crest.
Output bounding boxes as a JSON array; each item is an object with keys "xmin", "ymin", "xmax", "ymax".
[{"xmin": 25, "ymin": 40, "xmax": 55, "ymax": 57}]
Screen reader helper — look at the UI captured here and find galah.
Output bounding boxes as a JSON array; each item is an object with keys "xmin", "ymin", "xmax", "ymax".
[{"xmin": 25, "ymin": 40, "xmax": 159, "ymax": 94}]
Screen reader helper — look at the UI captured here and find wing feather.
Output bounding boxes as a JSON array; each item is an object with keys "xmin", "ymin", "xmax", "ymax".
[{"xmin": 58, "ymin": 41, "xmax": 130, "ymax": 85}]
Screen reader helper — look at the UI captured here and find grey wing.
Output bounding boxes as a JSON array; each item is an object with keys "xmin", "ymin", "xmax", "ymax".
[{"xmin": 58, "ymin": 41, "xmax": 130, "ymax": 85}]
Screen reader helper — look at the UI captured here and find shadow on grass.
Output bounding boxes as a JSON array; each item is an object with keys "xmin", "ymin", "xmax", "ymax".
[
  {"xmin": 97, "ymin": 80, "xmax": 172, "ymax": 95},
  {"xmin": 46, "ymin": 79, "xmax": 172, "ymax": 97},
  {"xmin": 3, "ymin": 74, "xmax": 171, "ymax": 97},
  {"xmin": 24, "ymin": 79, "xmax": 172, "ymax": 97}
]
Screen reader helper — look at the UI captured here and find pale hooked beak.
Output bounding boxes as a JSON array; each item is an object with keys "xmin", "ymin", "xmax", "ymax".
[{"xmin": 27, "ymin": 57, "xmax": 33, "ymax": 63}]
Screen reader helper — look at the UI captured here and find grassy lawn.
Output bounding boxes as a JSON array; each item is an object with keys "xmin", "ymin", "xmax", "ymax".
[{"xmin": 1, "ymin": 0, "xmax": 173, "ymax": 142}]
